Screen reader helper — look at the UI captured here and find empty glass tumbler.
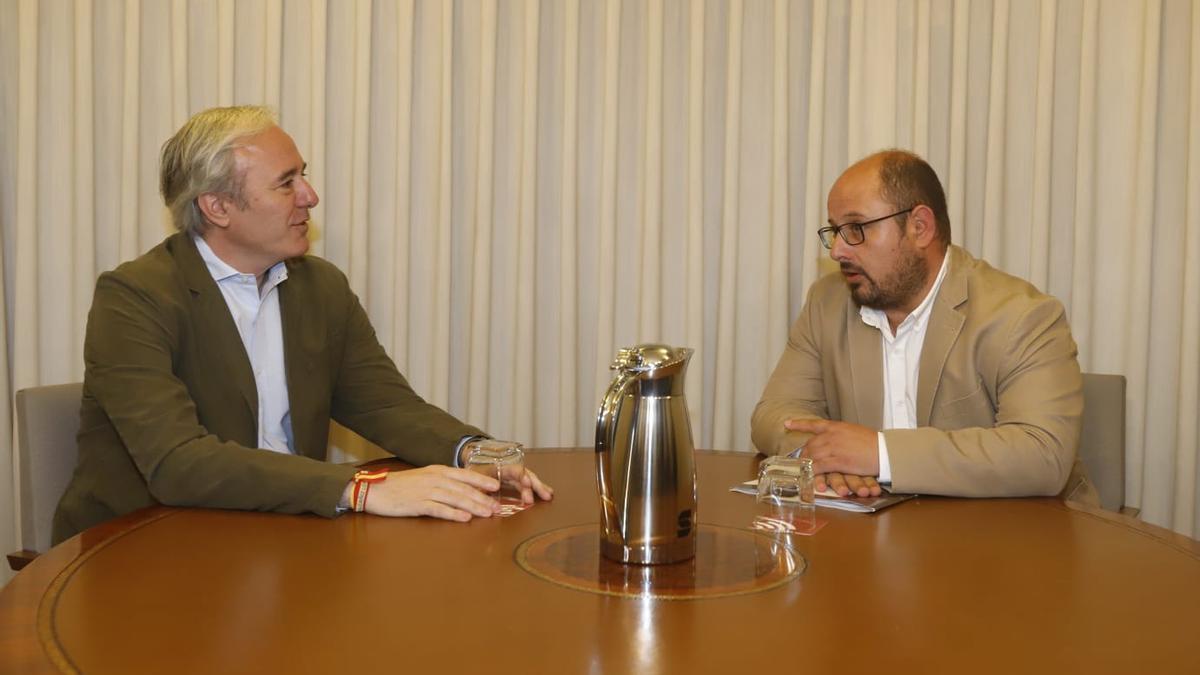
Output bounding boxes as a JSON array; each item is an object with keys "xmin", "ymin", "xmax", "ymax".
[
  {"xmin": 465, "ymin": 441, "xmax": 526, "ymax": 505},
  {"xmin": 754, "ymin": 456, "xmax": 816, "ymax": 531}
]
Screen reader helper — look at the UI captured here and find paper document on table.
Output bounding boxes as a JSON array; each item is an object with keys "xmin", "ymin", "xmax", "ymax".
[{"xmin": 731, "ymin": 480, "xmax": 916, "ymax": 513}]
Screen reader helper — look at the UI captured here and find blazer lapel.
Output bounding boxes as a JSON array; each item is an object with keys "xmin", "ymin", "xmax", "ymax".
[
  {"xmin": 279, "ymin": 260, "xmax": 320, "ymax": 460},
  {"xmin": 846, "ymin": 301, "xmax": 884, "ymax": 430},
  {"xmin": 917, "ymin": 246, "xmax": 968, "ymax": 425},
  {"xmin": 174, "ymin": 234, "xmax": 260, "ymax": 423}
]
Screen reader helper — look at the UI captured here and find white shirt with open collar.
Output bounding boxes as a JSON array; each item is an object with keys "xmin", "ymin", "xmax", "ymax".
[{"xmin": 857, "ymin": 251, "xmax": 950, "ymax": 484}]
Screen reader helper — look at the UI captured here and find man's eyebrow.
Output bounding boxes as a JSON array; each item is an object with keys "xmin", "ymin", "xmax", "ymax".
[
  {"xmin": 829, "ymin": 211, "xmax": 866, "ymax": 225},
  {"xmin": 274, "ymin": 162, "xmax": 307, "ymax": 184}
]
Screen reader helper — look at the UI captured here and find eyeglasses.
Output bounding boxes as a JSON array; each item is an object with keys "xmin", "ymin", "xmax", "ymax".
[{"xmin": 817, "ymin": 207, "xmax": 914, "ymax": 249}]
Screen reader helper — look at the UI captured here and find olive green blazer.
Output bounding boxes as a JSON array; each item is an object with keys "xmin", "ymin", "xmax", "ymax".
[
  {"xmin": 53, "ymin": 233, "xmax": 483, "ymax": 543},
  {"xmin": 751, "ymin": 245, "xmax": 1097, "ymax": 504}
]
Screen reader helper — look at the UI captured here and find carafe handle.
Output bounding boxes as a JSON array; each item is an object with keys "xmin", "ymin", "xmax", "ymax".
[{"xmin": 595, "ymin": 371, "xmax": 636, "ymax": 454}]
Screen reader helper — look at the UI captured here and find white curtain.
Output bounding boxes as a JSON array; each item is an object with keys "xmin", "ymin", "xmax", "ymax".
[{"xmin": 3, "ymin": 0, "xmax": 1198, "ymax": 580}]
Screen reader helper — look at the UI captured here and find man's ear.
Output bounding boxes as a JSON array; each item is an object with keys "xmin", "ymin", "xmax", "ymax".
[
  {"xmin": 196, "ymin": 193, "xmax": 232, "ymax": 229},
  {"xmin": 909, "ymin": 204, "xmax": 938, "ymax": 249}
]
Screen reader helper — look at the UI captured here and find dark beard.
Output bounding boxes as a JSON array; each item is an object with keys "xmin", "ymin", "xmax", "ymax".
[{"xmin": 845, "ymin": 248, "xmax": 929, "ymax": 311}]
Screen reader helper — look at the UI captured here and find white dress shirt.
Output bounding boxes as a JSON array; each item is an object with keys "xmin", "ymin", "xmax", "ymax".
[
  {"xmin": 194, "ymin": 236, "xmax": 294, "ymax": 454},
  {"xmin": 857, "ymin": 253, "xmax": 950, "ymax": 483}
]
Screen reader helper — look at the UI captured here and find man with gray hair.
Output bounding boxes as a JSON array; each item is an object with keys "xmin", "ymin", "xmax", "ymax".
[
  {"xmin": 752, "ymin": 150, "xmax": 1098, "ymax": 504},
  {"xmin": 53, "ymin": 106, "xmax": 552, "ymax": 543}
]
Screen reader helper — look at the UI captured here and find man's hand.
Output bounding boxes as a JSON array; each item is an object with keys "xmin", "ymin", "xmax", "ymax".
[
  {"xmin": 496, "ymin": 463, "xmax": 555, "ymax": 505},
  {"xmin": 816, "ymin": 471, "xmax": 882, "ymax": 498},
  {"xmin": 784, "ymin": 419, "xmax": 883, "ymax": 498},
  {"xmin": 459, "ymin": 439, "xmax": 555, "ymax": 505},
  {"xmin": 350, "ymin": 465, "xmax": 506, "ymax": 521},
  {"xmin": 343, "ymin": 463, "xmax": 556, "ymax": 521}
]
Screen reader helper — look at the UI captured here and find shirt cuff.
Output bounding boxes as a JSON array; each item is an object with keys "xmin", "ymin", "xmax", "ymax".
[
  {"xmin": 876, "ymin": 431, "xmax": 892, "ymax": 484},
  {"xmin": 453, "ymin": 435, "xmax": 489, "ymax": 468}
]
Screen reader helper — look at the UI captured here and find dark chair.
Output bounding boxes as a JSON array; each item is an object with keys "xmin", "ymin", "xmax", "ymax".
[{"xmin": 1079, "ymin": 373, "xmax": 1126, "ymax": 512}]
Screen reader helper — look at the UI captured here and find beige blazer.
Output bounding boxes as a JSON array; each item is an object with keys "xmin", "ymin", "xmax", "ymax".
[
  {"xmin": 751, "ymin": 245, "xmax": 1097, "ymax": 503},
  {"xmin": 54, "ymin": 233, "xmax": 485, "ymax": 543}
]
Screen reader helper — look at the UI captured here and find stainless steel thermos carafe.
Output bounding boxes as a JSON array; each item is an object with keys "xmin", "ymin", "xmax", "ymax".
[{"xmin": 594, "ymin": 344, "xmax": 698, "ymax": 565}]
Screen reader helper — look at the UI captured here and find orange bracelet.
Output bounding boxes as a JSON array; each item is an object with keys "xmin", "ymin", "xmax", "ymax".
[{"xmin": 351, "ymin": 468, "xmax": 390, "ymax": 512}]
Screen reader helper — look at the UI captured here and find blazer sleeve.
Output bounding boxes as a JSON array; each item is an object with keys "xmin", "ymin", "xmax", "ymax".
[
  {"xmin": 883, "ymin": 296, "xmax": 1083, "ymax": 497},
  {"xmin": 751, "ymin": 283, "xmax": 832, "ymax": 456},
  {"xmin": 84, "ymin": 271, "xmax": 357, "ymax": 516},
  {"xmin": 328, "ymin": 279, "xmax": 486, "ymax": 467}
]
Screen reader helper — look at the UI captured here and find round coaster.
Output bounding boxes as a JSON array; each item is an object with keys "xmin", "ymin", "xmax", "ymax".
[{"xmin": 515, "ymin": 523, "xmax": 805, "ymax": 600}]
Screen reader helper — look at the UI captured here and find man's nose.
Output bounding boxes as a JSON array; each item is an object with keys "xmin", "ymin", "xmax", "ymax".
[
  {"xmin": 296, "ymin": 177, "xmax": 319, "ymax": 208},
  {"xmin": 828, "ymin": 233, "xmax": 850, "ymax": 261}
]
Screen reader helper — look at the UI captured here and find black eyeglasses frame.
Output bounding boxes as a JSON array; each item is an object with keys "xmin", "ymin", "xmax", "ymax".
[{"xmin": 817, "ymin": 207, "xmax": 915, "ymax": 250}]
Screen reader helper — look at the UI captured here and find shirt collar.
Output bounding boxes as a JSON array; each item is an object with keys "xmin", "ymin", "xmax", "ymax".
[
  {"xmin": 859, "ymin": 250, "xmax": 950, "ymax": 334},
  {"xmin": 193, "ymin": 234, "xmax": 289, "ymax": 293}
]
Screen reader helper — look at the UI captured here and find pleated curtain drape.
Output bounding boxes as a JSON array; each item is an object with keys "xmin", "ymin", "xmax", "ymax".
[{"xmin": 2, "ymin": 0, "xmax": 1198, "ymax": 582}]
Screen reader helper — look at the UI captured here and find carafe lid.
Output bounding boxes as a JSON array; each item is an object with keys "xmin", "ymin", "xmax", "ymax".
[{"xmin": 611, "ymin": 344, "xmax": 693, "ymax": 375}]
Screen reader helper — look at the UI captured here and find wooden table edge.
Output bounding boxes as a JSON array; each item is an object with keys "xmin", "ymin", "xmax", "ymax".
[
  {"xmin": 3, "ymin": 448, "xmax": 1198, "ymax": 672},
  {"xmin": 0, "ymin": 506, "xmax": 178, "ymax": 672}
]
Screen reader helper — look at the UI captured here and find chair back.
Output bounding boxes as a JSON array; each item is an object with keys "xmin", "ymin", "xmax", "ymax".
[
  {"xmin": 1079, "ymin": 373, "xmax": 1126, "ymax": 512},
  {"xmin": 15, "ymin": 382, "xmax": 83, "ymax": 556}
]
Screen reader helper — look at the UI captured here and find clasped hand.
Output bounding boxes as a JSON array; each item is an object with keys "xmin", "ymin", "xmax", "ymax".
[
  {"xmin": 784, "ymin": 419, "xmax": 883, "ymax": 498},
  {"xmin": 350, "ymin": 464, "xmax": 554, "ymax": 521}
]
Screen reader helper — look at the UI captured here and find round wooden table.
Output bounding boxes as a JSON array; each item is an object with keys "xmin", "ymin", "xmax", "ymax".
[{"xmin": 3, "ymin": 449, "xmax": 1199, "ymax": 674}]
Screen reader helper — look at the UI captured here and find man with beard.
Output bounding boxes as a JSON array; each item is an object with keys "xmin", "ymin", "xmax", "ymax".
[{"xmin": 751, "ymin": 150, "xmax": 1097, "ymax": 504}]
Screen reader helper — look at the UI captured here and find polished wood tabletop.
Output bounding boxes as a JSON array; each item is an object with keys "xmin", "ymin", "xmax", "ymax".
[{"xmin": 3, "ymin": 449, "xmax": 1199, "ymax": 674}]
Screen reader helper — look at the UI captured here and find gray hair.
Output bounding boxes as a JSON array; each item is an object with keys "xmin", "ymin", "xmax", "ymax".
[{"xmin": 159, "ymin": 106, "xmax": 278, "ymax": 236}]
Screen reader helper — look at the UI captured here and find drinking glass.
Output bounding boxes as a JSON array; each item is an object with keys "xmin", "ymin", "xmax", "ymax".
[
  {"xmin": 465, "ymin": 441, "xmax": 526, "ymax": 505},
  {"xmin": 754, "ymin": 456, "xmax": 816, "ymax": 531}
]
